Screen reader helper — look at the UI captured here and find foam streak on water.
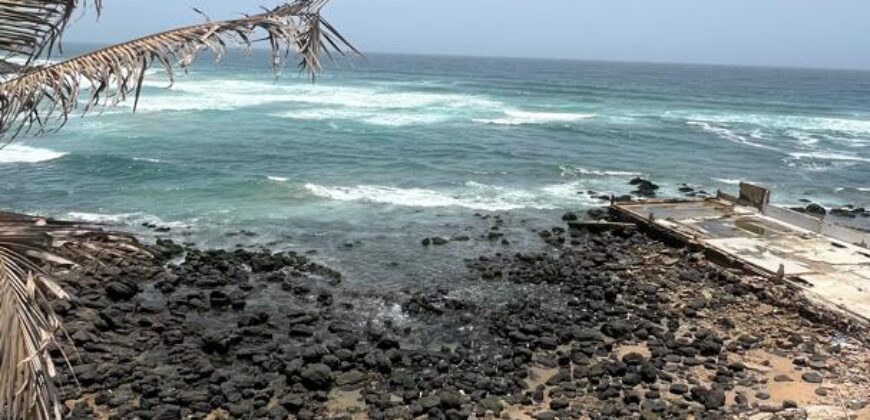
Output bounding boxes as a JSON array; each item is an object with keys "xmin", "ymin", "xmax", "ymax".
[
  {"xmin": 0, "ymin": 145, "xmax": 67, "ymax": 163},
  {"xmin": 303, "ymin": 181, "xmax": 597, "ymax": 211}
]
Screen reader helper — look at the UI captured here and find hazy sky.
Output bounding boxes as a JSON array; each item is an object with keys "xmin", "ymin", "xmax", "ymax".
[{"xmin": 64, "ymin": 0, "xmax": 870, "ymax": 70}]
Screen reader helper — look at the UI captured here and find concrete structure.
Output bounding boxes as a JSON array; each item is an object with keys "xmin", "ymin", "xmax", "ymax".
[{"xmin": 612, "ymin": 183, "xmax": 870, "ymax": 325}]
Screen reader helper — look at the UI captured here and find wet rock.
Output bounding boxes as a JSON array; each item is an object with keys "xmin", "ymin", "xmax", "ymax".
[
  {"xmin": 154, "ymin": 404, "xmax": 181, "ymax": 420},
  {"xmin": 801, "ymin": 371, "xmax": 823, "ymax": 383},
  {"xmin": 431, "ymin": 237, "xmax": 450, "ymax": 246},
  {"xmin": 534, "ymin": 411, "xmax": 557, "ymax": 420},
  {"xmin": 301, "ymin": 363, "xmax": 333, "ymax": 390},
  {"xmin": 549, "ymin": 398, "xmax": 569, "ymax": 410},
  {"xmin": 105, "ymin": 281, "xmax": 138, "ymax": 300},
  {"xmin": 805, "ymin": 203, "xmax": 827, "ymax": 216},
  {"xmin": 669, "ymin": 384, "xmax": 688, "ymax": 395},
  {"xmin": 280, "ymin": 394, "xmax": 305, "ymax": 411},
  {"xmin": 336, "ymin": 370, "xmax": 367, "ymax": 387},
  {"xmin": 692, "ymin": 387, "xmax": 725, "ymax": 410},
  {"xmin": 629, "ymin": 178, "xmax": 660, "ymax": 197},
  {"xmin": 209, "ymin": 290, "xmax": 231, "ymax": 308}
]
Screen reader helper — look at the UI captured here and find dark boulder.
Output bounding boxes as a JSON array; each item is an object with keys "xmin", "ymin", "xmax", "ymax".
[
  {"xmin": 301, "ymin": 363, "xmax": 333, "ymax": 390},
  {"xmin": 105, "ymin": 281, "xmax": 138, "ymax": 300}
]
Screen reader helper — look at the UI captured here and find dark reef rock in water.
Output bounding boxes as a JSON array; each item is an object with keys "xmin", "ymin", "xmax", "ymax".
[
  {"xmin": 804, "ymin": 203, "xmax": 827, "ymax": 216},
  {"xmin": 628, "ymin": 177, "xmax": 660, "ymax": 197}
]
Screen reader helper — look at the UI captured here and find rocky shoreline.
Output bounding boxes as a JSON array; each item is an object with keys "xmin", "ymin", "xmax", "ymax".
[{"xmin": 55, "ymin": 209, "xmax": 869, "ymax": 420}]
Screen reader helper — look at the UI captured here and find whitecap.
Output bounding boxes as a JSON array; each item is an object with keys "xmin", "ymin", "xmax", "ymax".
[
  {"xmin": 473, "ymin": 110, "xmax": 596, "ymax": 126},
  {"xmin": 267, "ymin": 176, "xmax": 289, "ymax": 182},
  {"xmin": 786, "ymin": 152, "xmax": 870, "ymax": 163},
  {"xmin": 858, "ymin": 188, "xmax": 870, "ymax": 192},
  {"xmin": 132, "ymin": 157, "xmax": 162, "ymax": 163},
  {"xmin": 673, "ymin": 112, "xmax": 870, "ymax": 138},
  {"xmin": 67, "ymin": 212, "xmax": 138, "ymax": 224},
  {"xmin": 559, "ymin": 165, "xmax": 640, "ymax": 178},
  {"xmin": 66, "ymin": 211, "xmax": 189, "ymax": 228},
  {"xmin": 273, "ymin": 108, "xmax": 450, "ymax": 127},
  {"xmin": 136, "ymin": 79, "xmax": 500, "ymax": 113},
  {"xmin": 0, "ymin": 145, "xmax": 67, "ymax": 163},
  {"xmin": 711, "ymin": 178, "xmax": 747, "ymax": 185},
  {"xmin": 304, "ymin": 181, "xmax": 597, "ymax": 211},
  {"xmin": 687, "ymin": 121, "xmax": 780, "ymax": 151},
  {"xmin": 785, "ymin": 130, "xmax": 819, "ymax": 146}
]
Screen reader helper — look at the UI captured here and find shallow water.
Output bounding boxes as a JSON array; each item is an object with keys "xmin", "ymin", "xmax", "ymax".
[{"xmin": 1, "ymin": 47, "xmax": 868, "ymax": 287}]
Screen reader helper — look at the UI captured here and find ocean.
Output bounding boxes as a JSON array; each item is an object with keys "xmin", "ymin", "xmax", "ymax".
[{"xmin": 1, "ymin": 47, "xmax": 868, "ymax": 287}]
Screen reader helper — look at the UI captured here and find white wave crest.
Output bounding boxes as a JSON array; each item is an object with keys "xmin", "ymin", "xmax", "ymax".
[
  {"xmin": 787, "ymin": 152, "xmax": 870, "ymax": 163},
  {"xmin": 304, "ymin": 180, "xmax": 597, "ymax": 211},
  {"xmin": 473, "ymin": 110, "xmax": 596, "ymax": 126},
  {"xmin": 559, "ymin": 165, "xmax": 640, "ymax": 178},
  {"xmin": 711, "ymin": 178, "xmax": 751, "ymax": 185},
  {"xmin": 673, "ymin": 112, "xmax": 870, "ymax": 136},
  {"xmin": 132, "ymin": 157, "xmax": 162, "ymax": 163},
  {"xmin": 267, "ymin": 176, "xmax": 289, "ymax": 182},
  {"xmin": 687, "ymin": 121, "xmax": 780, "ymax": 151},
  {"xmin": 136, "ymin": 79, "xmax": 500, "ymax": 113},
  {"xmin": 273, "ymin": 108, "xmax": 450, "ymax": 127},
  {"xmin": 67, "ymin": 211, "xmax": 189, "ymax": 228},
  {"xmin": 0, "ymin": 145, "xmax": 67, "ymax": 163},
  {"xmin": 858, "ymin": 187, "xmax": 870, "ymax": 192}
]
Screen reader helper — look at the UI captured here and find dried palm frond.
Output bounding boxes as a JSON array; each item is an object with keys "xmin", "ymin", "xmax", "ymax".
[
  {"xmin": 0, "ymin": 0, "xmax": 357, "ymax": 141},
  {"xmin": 0, "ymin": 211, "xmax": 142, "ymax": 420},
  {"xmin": 0, "ymin": 0, "xmax": 101, "ymax": 63}
]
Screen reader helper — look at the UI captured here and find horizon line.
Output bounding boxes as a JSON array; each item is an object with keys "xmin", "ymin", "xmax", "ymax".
[{"xmin": 56, "ymin": 41, "xmax": 870, "ymax": 73}]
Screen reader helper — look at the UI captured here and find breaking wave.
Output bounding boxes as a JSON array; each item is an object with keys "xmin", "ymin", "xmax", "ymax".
[
  {"xmin": 559, "ymin": 165, "xmax": 640, "ymax": 178},
  {"xmin": 304, "ymin": 180, "xmax": 597, "ymax": 211},
  {"xmin": 137, "ymin": 79, "xmax": 500, "ymax": 114},
  {"xmin": 66, "ymin": 211, "xmax": 189, "ymax": 228},
  {"xmin": 273, "ymin": 108, "xmax": 451, "ymax": 127},
  {"xmin": 676, "ymin": 112, "xmax": 870, "ymax": 136},
  {"xmin": 267, "ymin": 176, "xmax": 289, "ymax": 182},
  {"xmin": 0, "ymin": 145, "xmax": 67, "ymax": 163},
  {"xmin": 711, "ymin": 178, "xmax": 746, "ymax": 185},
  {"xmin": 786, "ymin": 152, "xmax": 870, "ymax": 163},
  {"xmin": 473, "ymin": 110, "xmax": 596, "ymax": 126},
  {"xmin": 687, "ymin": 121, "xmax": 780, "ymax": 151},
  {"xmin": 132, "ymin": 157, "xmax": 163, "ymax": 163}
]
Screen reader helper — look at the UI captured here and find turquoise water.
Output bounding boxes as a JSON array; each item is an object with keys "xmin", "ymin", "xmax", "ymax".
[{"xmin": 1, "ymin": 48, "xmax": 868, "ymax": 284}]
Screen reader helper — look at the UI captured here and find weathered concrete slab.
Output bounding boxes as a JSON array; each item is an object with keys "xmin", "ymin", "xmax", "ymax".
[{"xmin": 611, "ymin": 184, "xmax": 870, "ymax": 325}]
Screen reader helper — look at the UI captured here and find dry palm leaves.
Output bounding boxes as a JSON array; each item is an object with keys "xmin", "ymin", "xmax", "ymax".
[
  {"xmin": 0, "ymin": 212, "xmax": 141, "ymax": 420},
  {"xmin": 0, "ymin": 0, "xmax": 357, "ymax": 141},
  {"xmin": 0, "ymin": 1, "xmax": 355, "ymax": 417},
  {"xmin": 0, "ymin": 0, "xmax": 100, "ymax": 63}
]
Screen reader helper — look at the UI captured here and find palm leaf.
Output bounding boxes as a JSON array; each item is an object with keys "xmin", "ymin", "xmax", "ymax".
[
  {"xmin": 0, "ymin": 211, "xmax": 141, "ymax": 419},
  {"xmin": 0, "ymin": 0, "xmax": 101, "ymax": 63},
  {"xmin": 0, "ymin": 0, "xmax": 357, "ymax": 141}
]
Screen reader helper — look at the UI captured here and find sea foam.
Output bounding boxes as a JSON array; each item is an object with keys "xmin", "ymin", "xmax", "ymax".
[
  {"xmin": 66, "ymin": 211, "xmax": 189, "ymax": 228},
  {"xmin": 676, "ymin": 112, "xmax": 870, "ymax": 134},
  {"xmin": 304, "ymin": 180, "xmax": 597, "ymax": 211},
  {"xmin": 138, "ymin": 79, "xmax": 499, "ymax": 113},
  {"xmin": 787, "ymin": 152, "xmax": 870, "ymax": 163},
  {"xmin": 687, "ymin": 121, "xmax": 780, "ymax": 151},
  {"xmin": 473, "ymin": 110, "xmax": 596, "ymax": 126},
  {"xmin": 0, "ymin": 145, "xmax": 67, "ymax": 163},
  {"xmin": 559, "ymin": 165, "xmax": 640, "ymax": 178}
]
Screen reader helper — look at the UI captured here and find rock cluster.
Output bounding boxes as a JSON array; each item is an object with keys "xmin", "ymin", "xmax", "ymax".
[{"xmin": 57, "ymin": 216, "xmax": 870, "ymax": 419}]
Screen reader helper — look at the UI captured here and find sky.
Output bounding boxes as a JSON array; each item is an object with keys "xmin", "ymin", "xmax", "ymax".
[{"xmin": 63, "ymin": 0, "xmax": 870, "ymax": 70}]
